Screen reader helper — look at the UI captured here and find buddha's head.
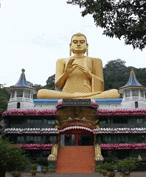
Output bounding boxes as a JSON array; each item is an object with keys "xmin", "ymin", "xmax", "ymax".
[{"xmin": 70, "ymin": 33, "xmax": 88, "ymax": 56}]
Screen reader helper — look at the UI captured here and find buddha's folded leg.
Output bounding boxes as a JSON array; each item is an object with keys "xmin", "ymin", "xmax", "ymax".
[
  {"xmin": 89, "ymin": 89, "xmax": 120, "ymax": 99},
  {"xmin": 37, "ymin": 89, "xmax": 91, "ymax": 99},
  {"xmin": 37, "ymin": 89, "xmax": 120, "ymax": 99}
]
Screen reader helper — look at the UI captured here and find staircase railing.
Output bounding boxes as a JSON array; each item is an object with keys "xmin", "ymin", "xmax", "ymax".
[
  {"xmin": 47, "ymin": 143, "xmax": 60, "ymax": 161},
  {"xmin": 94, "ymin": 143, "xmax": 104, "ymax": 161}
]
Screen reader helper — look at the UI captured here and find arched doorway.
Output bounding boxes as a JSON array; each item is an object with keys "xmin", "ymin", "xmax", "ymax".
[{"xmin": 59, "ymin": 123, "xmax": 94, "ymax": 146}]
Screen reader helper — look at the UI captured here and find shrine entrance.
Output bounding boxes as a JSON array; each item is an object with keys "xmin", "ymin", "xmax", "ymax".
[
  {"xmin": 59, "ymin": 124, "xmax": 94, "ymax": 146},
  {"xmin": 60, "ymin": 134, "xmax": 75, "ymax": 146},
  {"xmin": 60, "ymin": 134, "xmax": 94, "ymax": 146}
]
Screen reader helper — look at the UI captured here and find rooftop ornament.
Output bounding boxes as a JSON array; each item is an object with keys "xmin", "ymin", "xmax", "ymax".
[{"xmin": 8, "ymin": 69, "xmax": 35, "ymax": 90}]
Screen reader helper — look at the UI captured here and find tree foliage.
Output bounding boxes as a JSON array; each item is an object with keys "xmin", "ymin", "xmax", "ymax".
[
  {"xmin": 0, "ymin": 88, "xmax": 9, "ymax": 115},
  {"xmin": 116, "ymin": 157, "xmax": 142, "ymax": 174},
  {"xmin": 45, "ymin": 74, "xmax": 55, "ymax": 90},
  {"xmin": 67, "ymin": 0, "xmax": 146, "ymax": 50},
  {"xmin": 104, "ymin": 59, "xmax": 146, "ymax": 90},
  {"xmin": 0, "ymin": 138, "xmax": 27, "ymax": 172}
]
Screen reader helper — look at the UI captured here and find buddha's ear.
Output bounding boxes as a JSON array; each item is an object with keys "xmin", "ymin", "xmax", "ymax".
[
  {"xmin": 69, "ymin": 43, "xmax": 72, "ymax": 56},
  {"xmin": 86, "ymin": 43, "xmax": 89, "ymax": 56}
]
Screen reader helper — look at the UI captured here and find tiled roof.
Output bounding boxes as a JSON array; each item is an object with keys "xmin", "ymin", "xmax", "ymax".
[
  {"xmin": 120, "ymin": 70, "xmax": 143, "ymax": 89},
  {"xmin": 10, "ymin": 69, "xmax": 35, "ymax": 90}
]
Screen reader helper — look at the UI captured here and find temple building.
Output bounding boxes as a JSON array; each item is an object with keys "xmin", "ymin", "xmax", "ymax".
[{"xmin": 1, "ymin": 69, "xmax": 146, "ymax": 173}]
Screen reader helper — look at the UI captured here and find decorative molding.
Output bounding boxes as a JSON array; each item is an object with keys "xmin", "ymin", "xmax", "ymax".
[
  {"xmin": 98, "ymin": 109, "xmax": 146, "ymax": 116},
  {"xmin": 11, "ymin": 144, "xmax": 53, "ymax": 150},
  {"xmin": 100, "ymin": 143, "xmax": 146, "ymax": 150},
  {"xmin": 59, "ymin": 126, "xmax": 93, "ymax": 133},
  {"xmin": 10, "ymin": 143, "xmax": 146, "ymax": 150},
  {"xmin": 4, "ymin": 128, "xmax": 59, "ymax": 134},
  {"xmin": 2, "ymin": 110, "xmax": 56, "ymax": 117},
  {"xmin": 93, "ymin": 128, "xmax": 146, "ymax": 134},
  {"xmin": 4, "ymin": 127, "xmax": 146, "ymax": 134}
]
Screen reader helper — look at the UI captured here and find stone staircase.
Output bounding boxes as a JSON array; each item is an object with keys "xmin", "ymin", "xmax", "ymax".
[{"xmin": 56, "ymin": 146, "xmax": 95, "ymax": 173}]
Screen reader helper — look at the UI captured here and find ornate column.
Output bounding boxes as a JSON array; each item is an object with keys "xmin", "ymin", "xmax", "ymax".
[
  {"xmin": 94, "ymin": 134, "xmax": 96, "ymax": 144},
  {"xmin": 76, "ymin": 134, "xmax": 79, "ymax": 146},
  {"xmin": 58, "ymin": 133, "xmax": 61, "ymax": 144}
]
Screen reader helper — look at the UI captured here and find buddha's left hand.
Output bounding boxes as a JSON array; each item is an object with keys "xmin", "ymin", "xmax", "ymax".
[
  {"xmin": 83, "ymin": 68, "xmax": 93, "ymax": 79},
  {"xmin": 77, "ymin": 65, "xmax": 93, "ymax": 78}
]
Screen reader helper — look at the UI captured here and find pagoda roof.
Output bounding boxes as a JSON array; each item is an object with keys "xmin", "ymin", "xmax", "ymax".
[
  {"xmin": 8, "ymin": 69, "xmax": 35, "ymax": 90},
  {"xmin": 119, "ymin": 70, "xmax": 144, "ymax": 90}
]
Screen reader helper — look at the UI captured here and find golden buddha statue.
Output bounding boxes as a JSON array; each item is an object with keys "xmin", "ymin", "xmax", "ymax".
[{"xmin": 37, "ymin": 33, "xmax": 120, "ymax": 99}]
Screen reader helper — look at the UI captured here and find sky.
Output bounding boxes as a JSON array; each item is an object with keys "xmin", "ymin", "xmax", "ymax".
[{"xmin": 0, "ymin": 0, "xmax": 146, "ymax": 87}]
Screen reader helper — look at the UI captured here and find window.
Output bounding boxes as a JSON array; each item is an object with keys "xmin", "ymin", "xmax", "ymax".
[
  {"xmin": 137, "ymin": 119, "xmax": 143, "ymax": 123},
  {"xmin": 34, "ymin": 136, "xmax": 37, "ymax": 141},
  {"xmin": 11, "ymin": 90, "xmax": 15, "ymax": 98},
  {"xmin": 17, "ymin": 90, "xmax": 23, "ymax": 97},
  {"xmin": 35, "ymin": 119, "xmax": 38, "ymax": 124},
  {"xmin": 26, "ymin": 136, "xmax": 41, "ymax": 142},
  {"xmin": 113, "ymin": 118, "xmax": 128, "ymax": 124},
  {"xmin": 49, "ymin": 136, "xmax": 57, "ymax": 143},
  {"xmin": 27, "ymin": 119, "xmax": 41, "ymax": 124},
  {"xmin": 44, "ymin": 119, "xmax": 55, "ymax": 124},
  {"xmin": 125, "ymin": 90, "xmax": 130, "ymax": 97},
  {"xmin": 140, "ymin": 90, "xmax": 144, "ymax": 97},
  {"xmin": 24, "ymin": 90, "xmax": 30, "ymax": 98},
  {"xmin": 132, "ymin": 89, "xmax": 138, "ymax": 96},
  {"xmin": 38, "ymin": 136, "xmax": 41, "ymax": 141},
  {"xmin": 100, "ymin": 118, "xmax": 108, "ymax": 124},
  {"xmin": 17, "ymin": 102, "xmax": 20, "ymax": 109},
  {"xmin": 135, "ymin": 101, "xmax": 138, "ymax": 108},
  {"xmin": 30, "ymin": 119, "xmax": 34, "ymax": 124},
  {"xmin": 38, "ymin": 119, "xmax": 42, "ymax": 124},
  {"xmin": 51, "ymin": 120, "xmax": 55, "ymax": 124},
  {"xmin": 17, "ymin": 136, "xmax": 24, "ymax": 142}
]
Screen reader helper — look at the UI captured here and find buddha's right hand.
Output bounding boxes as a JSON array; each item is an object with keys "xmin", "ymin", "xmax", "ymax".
[{"xmin": 65, "ymin": 59, "xmax": 76, "ymax": 74}]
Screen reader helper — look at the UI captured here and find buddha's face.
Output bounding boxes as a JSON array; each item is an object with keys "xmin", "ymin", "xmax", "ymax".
[{"xmin": 70, "ymin": 35, "xmax": 88, "ymax": 54}]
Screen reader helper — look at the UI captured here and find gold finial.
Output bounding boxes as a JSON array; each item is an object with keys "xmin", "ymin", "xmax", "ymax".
[
  {"xmin": 131, "ymin": 68, "xmax": 134, "ymax": 73},
  {"xmin": 138, "ymin": 154, "xmax": 142, "ymax": 161},
  {"xmin": 22, "ymin": 69, "xmax": 25, "ymax": 73}
]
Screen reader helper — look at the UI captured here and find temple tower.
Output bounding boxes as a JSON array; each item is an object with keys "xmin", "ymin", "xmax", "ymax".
[
  {"xmin": 7, "ymin": 69, "xmax": 36, "ymax": 110},
  {"xmin": 119, "ymin": 70, "xmax": 146, "ymax": 109}
]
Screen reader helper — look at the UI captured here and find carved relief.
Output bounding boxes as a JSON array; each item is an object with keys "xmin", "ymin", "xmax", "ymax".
[{"xmin": 56, "ymin": 107, "xmax": 99, "ymax": 128}]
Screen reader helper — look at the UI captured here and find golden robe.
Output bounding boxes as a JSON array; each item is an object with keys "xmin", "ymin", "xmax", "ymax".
[{"xmin": 37, "ymin": 57, "xmax": 120, "ymax": 99}]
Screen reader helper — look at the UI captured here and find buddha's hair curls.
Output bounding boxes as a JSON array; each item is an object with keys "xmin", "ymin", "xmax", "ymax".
[{"xmin": 70, "ymin": 33, "xmax": 88, "ymax": 44}]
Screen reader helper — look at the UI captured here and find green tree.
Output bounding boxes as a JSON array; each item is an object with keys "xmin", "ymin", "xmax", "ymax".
[
  {"xmin": 0, "ymin": 88, "xmax": 9, "ymax": 115},
  {"xmin": 67, "ymin": 0, "xmax": 146, "ymax": 50},
  {"xmin": 116, "ymin": 158, "xmax": 142, "ymax": 176},
  {"xmin": 104, "ymin": 59, "xmax": 130, "ymax": 90},
  {"xmin": 0, "ymin": 138, "xmax": 27, "ymax": 177},
  {"xmin": 45, "ymin": 74, "xmax": 55, "ymax": 90}
]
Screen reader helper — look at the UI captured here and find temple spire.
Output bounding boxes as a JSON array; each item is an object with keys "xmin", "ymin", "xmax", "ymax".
[
  {"xmin": 14, "ymin": 69, "xmax": 34, "ymax": 89},
  {"xmin": 120, "ymin": 69, "xmax": 143, "ymax": 89},
  {"xmin": 6, "ymin": 69, "xmax": 36, "ymax": 110}
]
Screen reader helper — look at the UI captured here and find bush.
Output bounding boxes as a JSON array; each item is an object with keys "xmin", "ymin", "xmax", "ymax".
[
  {"xmin": 0, "ymin": 138, "xmax": 27, "ymax": 172},
  {"xmin": 31, "ymin": 164, "xmax": 38, "ymax": 170},
  {"xmin": 38, "ymin": 158, "xmax": 48, "ymax": 166},
  {"xmin": 116, "ymin": 158, "xmax": 142, "ymax": 175},
  {"xmin": 98, "ymin": 162, "xmax": 115, "ymax": 172}
]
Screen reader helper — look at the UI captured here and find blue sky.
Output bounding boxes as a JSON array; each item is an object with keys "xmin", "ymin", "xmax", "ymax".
[{"xmin": 0, "ymin": 0, "xmax": 146, "ymax": 87}]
